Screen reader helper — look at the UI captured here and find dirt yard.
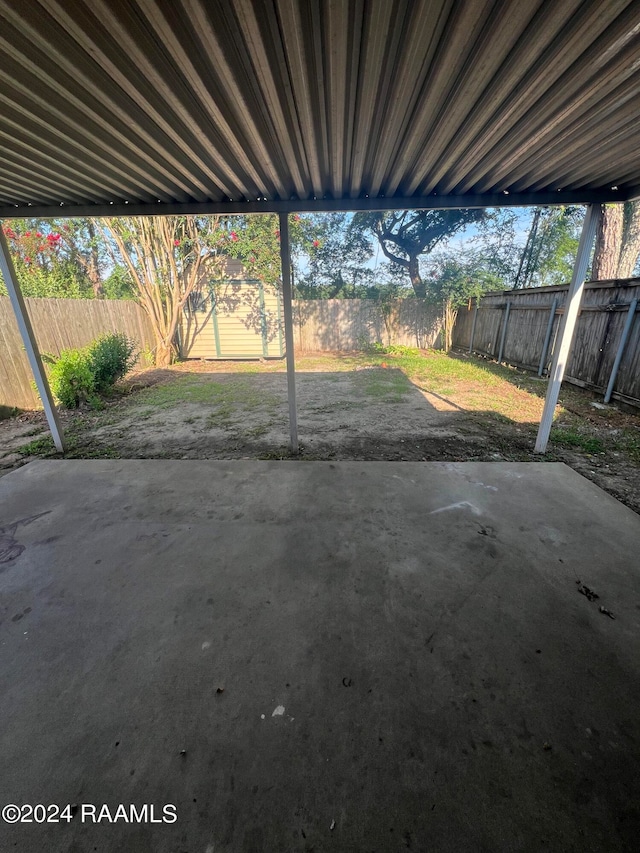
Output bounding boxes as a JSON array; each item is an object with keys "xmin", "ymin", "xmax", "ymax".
[{"xmin": 2, "ymin": 349, "xmax": 639, "ymax": 515}]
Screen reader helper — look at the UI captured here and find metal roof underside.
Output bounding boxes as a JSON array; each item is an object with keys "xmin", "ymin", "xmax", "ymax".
[{"xmin": 1, "ymin": 0, "xmax": 640, "ymax": 218}]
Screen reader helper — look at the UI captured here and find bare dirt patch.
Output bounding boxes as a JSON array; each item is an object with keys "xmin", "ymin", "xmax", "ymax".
[{"xmin": 2, "ymin": 351, "xmax": 639, "ymax": 515}]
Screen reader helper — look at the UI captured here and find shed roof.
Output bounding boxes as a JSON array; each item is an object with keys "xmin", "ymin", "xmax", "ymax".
[{"xmin": 1, "ymin": 0, "xmax": 639, "ymax": 217}]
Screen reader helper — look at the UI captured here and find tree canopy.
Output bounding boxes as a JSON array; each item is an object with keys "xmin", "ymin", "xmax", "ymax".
[
  {"xmin": 5, "ymin": 205, "xmax": 638, "ymax": 367},
  {"xmin": 350, "ymin": 209, "xmax": 488, "ymax": 297}
]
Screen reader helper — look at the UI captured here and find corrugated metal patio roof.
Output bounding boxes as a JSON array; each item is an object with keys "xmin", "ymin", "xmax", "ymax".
[{"xmin": 0, "ymin": 0, "xmax": 639, "ymax": 216}]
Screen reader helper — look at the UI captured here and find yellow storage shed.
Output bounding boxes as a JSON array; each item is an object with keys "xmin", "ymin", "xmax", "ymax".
[{"xmin": 181, "ymin": 260, "xmax": 284, "ymax": 360}]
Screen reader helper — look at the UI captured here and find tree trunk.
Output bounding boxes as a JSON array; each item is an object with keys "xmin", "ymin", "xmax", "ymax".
[
  {"xmin": 88, "ymin": 222, "xmax": 104, "ymax": 297},
  {"xmin": 443, "ymin": 300, "xmax": 458, "ymax": 352},
  {"xmin": 409, "ymin": 257, "xmax": 426, "ymax": 297},
  {"xmin": 617, "ymin": 201, "xmax": 640, "ymax": 278},
  {"xmin": 155, "ymin": 340, "xmax": 174, "ymax": 367},
  {"xmin": 592, "ymin": 204, "xmax": 624, "ymax": 279},
  {"xmin": 88, "ymin": 260, "xmax": 103, "ymax": 298}
]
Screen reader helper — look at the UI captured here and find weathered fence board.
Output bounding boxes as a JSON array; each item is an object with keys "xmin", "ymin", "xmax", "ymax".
[
  {"xmin": 453, "ymin": 278, "xmax": 640, "ymax": 406},
  {"xmin": 293, "ymin": 298, "xmax": 443, "ymax": 352},
  {"xmin": 0, "ymin": 297, "xmax": 155, "ymax": 409}
]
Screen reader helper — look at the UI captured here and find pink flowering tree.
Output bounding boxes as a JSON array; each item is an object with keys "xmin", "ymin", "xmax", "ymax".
[
  {"xmin": 99, "ymin": 216, "xmax": 228, "ymax": 366},
  {"xmin": 0, "ymin": 218, "xmax": 119, "ymax": 298},
  {"xmin": 221, "ymin": 214, "xmax": 314, "ymax": 289},
  {"xmin": 0, "ymin": 220, "xmax": 94, "ymax": 298}
]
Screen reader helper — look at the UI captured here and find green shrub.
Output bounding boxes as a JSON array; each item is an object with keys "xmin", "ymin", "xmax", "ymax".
[
  {"xmin": 89, "ymin": 333, "xmax": 138, "ymax": 391},
  {"xmin": 385, "ymin": 344, "xmax": 421, "ymax": 356},
  {"xmin": 367, "ymin": 342, "xmax": 421, "ymax": 356},
  {"xmin": 47, "ymin": 348, "xmax": 95, "ymax": 408},
  {"xmin": 42, "ymin": 333, "xmax": 137, "ymax": 409}
]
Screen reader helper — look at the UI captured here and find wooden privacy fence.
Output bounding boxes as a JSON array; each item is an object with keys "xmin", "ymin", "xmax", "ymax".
[
  {"xmin": 0, "ymin": 297, "xmax": 155, "ymax": 409},
  {"xmin": 453, "ymin": 278, "xmax": 640, "ymax": 407},
  {"xmin": 293, "ymin": 298, "xmax": 443, "ymax": 352}
]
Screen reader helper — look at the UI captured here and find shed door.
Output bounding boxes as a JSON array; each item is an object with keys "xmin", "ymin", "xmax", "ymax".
[{"xmin": 212, "ymin": 281, "xmax": 283, "ymax": 358}]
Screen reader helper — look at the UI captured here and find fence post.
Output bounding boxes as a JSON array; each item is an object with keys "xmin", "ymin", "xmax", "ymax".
[
  {"xmin": 604, "ymin": 298, "xmax": 638, "ymax": 404},
  {"xmin": 0, "ymin": 226, "xmax": 66, "ymax": 452},
  {"xmin": 535, "ymin": 204, "xmax": 601, "ymax": 453},
  {"xmin": 538, "ymin": 297, "xmax": 558, "ymax": 376},
  {"xmin": 468, "ymin": 302, "xmax": 479, "ymax": 354},
  {"xmin": 497, "ymin": 301, "xmax": 511, "ymax": 363}
]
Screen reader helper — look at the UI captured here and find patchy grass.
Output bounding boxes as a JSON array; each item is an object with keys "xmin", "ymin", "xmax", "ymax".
[
  {"xmin": 617, "ymin": 429, "xmax": 640, "ymax": 464},
  {"xmin": 18, "ymin": 430, "xmax": 121, "ymax": 460},
  {"xmin": 352, "ymin": 367, "xmax": 413, "ymax": 402},
  {"xmin": 135, "ymin": 375, "xmax": 279, "ymax": 412},
  {"xmin": 5, "ymin": 348, "xmax": 639, "ymax": 515},
  {"xmin": 550, "ymin": 427, "xmax": 605, "ymax": 455},
  {"xmin": 19, "ymin": 436, "xmax": 57, "ymax": 456}
]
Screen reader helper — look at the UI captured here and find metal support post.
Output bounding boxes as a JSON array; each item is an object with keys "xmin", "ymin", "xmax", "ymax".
[
  {"xmin": 497, "ymin": 301, "xmax": 511, "ymax": 363},
  {"xmin": 278, "ymin": 212, "xmax": 299, "ymax": 453},
  {"xmin": 0, "ymin": 226, "xmax": 66, "ymax": 452},
  {"xmin": 604, "ymin": 298, "xmax": 637, "ymax": 404},
  {"xmin": 538, "ymin": 297, "xmax": 558, "ymax": 376},
  {"xmin": 535, "ymin": 204, "xmax": 601, "ymax": 453}
]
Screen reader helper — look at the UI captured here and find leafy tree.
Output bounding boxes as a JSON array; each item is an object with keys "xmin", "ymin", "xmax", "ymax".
[
  {"xmin": 56, "ymin": 219, "xmax": 110, "ymax": 297},
  {"xmin": 296, "ymin": 214, "xmax": 374, "ymax": 298},
  {"xmin": 99, "ymin": 216, "xmax": 228, "ymax": 366},
  {"xmin": 466, "ymin": 208, "xmax": 521, "ymax": 288},
  {"xmin": 426, "ymin": 252, "xmax": 502, "ymax": 351},
  {"xmin": 0, "ymin": 220, "xmax": 92, "ymax": 298},
  {"xmin": 351, "ymin": 209, "xmax": 488, "ymax": 297},
  {"xmin": 102, "ymin": 265, "xmax": 136, "ymax": 300},
  {"xmin": 220, "ymin": 213, "xmax": 311, "ymax": 288},
  {"xmin": 514, "ymin": 207, "xmax": 582, "ymax": 288}
]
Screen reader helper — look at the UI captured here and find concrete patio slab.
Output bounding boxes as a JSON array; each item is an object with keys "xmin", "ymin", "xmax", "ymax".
[{"xmin": 0, "ymin": 460, "xmax": 639, "ymax": 852}]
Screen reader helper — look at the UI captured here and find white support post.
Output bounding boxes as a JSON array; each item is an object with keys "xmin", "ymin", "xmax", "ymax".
[
  {"xmin": 534, "ymin": 204, "xmax": 601, "ymax": 453},
  {"xmin": 0, "ymin": 226, "xmax": 66, "ymax": 452},
  {"xmin": 278, "ymin": 212, "xmax": 299, "ymax": 454}
]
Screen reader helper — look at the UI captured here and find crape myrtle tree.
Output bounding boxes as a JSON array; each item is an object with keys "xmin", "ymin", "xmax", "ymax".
[
  {"xmin": 221, "ymin": 213, "xmax": 313, "ymax": 287},
  {"xmin": 0, "ymin": 218, "xmax": 136, "ymax": 299},
  {"xmin": 351, "ymin": 209, "xmax": 488, "ymax": 297},
  {"xmin": 0, "ymin": 219, "xmax": 92, "ymax": 298},
  {"xmin": 99, "ymin": 215, "xmax": 230, "ymax": 367}
]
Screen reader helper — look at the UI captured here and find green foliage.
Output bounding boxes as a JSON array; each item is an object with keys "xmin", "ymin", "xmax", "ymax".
[
  {"xmin": 19, "ymin": 436, "xmax": 56, "ymax": 456},
  {"xmin": 1, "ymin": 220, "xmax": 98, "ymax": 298},
  {"xmin": 296, "ymin": 213, "xmax": 374, "ymax": 297},
  {"xmin": 351, "ymin": 209, "xmax": 489, "ymax": 296},
  {"xmin": 426, "ymin": 253, "xmax": 502, "ymax": 307},
  {"xmin": 47, "ymin": 347, "xmax": 96, "ymax": 408},
  {"xmin": 535, "ymin": 208, "xmax": 582, "ymax": 286},
  {"xmin": 103, "ymin": 265, "xmax": 136, "ymax": 299},
  {"xmin": 550, "ymin": 427, "xmax": 604, "ymax": 454},
  {"xmin": 219, "ymin": 214, "xmax": 311, "ymax": 287},
  {"xmin": 89, "ymin": 333, "xmax": 137, "ymax": 391},
  {"xmin": 0, "ymin": 404, "xmax": 20, "ymax": 420},
  {"xmin": 515, "ymin": 207, "xmax": 582, "ymax": 288},
  {"xmin": 369, "ymin": 343, "xmax": 421, "ymax": 356},
  {"xmin": 0, "ymin": 259, "xmax": 91, "ymax": 298},
  {"xmin": 44, "ymin": 333, "xmax": 136, "ymax": 408}
]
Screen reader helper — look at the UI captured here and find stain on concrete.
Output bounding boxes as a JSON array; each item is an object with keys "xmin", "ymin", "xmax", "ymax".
[{"xmin": 0, "ymin": 511, "xmax": 51, "ymax": 564}]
